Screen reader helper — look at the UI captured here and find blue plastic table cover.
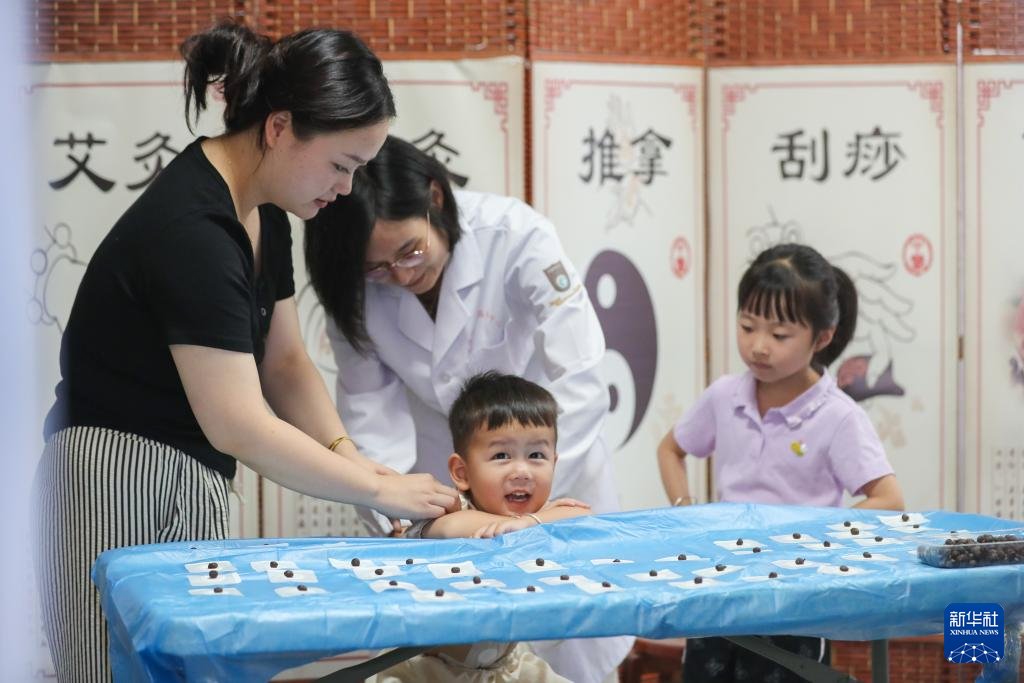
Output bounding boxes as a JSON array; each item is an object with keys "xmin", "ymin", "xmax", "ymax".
[{"xmin": 92, "ymin": 503, "xmax": 1024, "ymax": 682}]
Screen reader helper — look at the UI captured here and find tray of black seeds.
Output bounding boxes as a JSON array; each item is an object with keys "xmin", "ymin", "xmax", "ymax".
[{"xmin": 917, "ymin": 531, "xmax": 1024, "ymax": 569}]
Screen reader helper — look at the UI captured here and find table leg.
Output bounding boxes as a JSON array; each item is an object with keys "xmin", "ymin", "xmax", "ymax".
[
  {"xmin": 975, "ymin": 622, "xmax": 1022, "ymax": 683},
  {"xmin": 723, "ymin": 636, "xmax": 860, "ymax": 683},
  {"xmin": 870, "ymin": 640, "xmax": 889, "ymax": 683},
  {"xmin": 315, "ymin": 647, "xmax": 429, "ymax": 683}
]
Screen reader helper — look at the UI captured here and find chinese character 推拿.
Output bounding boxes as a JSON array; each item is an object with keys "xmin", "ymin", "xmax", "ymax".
[
  {"xmin": 629, "ymin": 128, "xmax": 673, "ymax": 185},
  {"xmin": 580, "ymin": 127, "xmax": 625, "ymax": 185}
]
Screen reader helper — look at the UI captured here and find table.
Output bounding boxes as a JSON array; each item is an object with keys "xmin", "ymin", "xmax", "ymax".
[{"xmin": 93, "ymin": 503, "xmax": 1024, "ymax": 682}]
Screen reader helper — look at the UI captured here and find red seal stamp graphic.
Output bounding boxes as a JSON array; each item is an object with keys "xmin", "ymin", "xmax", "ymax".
[
  {"xmin": 902, "ymin": 233, "xmax": 932, "ymax": 277},
  {"xmin": 670, "ymin": 236, "xmax": 691, "ymax": 279}
]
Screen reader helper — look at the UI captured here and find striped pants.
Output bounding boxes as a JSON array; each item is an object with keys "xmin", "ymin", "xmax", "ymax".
[{"xmin": 33, "ymin": 427, "xmax": 231, "ymax": 683}]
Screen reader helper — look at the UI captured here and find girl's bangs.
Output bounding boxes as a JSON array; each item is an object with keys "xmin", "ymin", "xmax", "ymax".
[{"xmin": 740, "ymin": 285, "xmax": 803, "ymax": 325}]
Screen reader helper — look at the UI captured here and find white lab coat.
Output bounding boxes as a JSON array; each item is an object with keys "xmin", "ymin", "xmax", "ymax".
[{"xmin": 329, "ymin": 191, "xmax": 632, "ymax": 683}]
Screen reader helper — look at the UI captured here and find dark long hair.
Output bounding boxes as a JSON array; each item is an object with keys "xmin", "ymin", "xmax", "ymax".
[
  {"xmin": 180, "ymin": 20, "xmax": 395, "ymax": 141},
  {"xmin": 304, "ymin": 135, "xmax": 461, "ymax": 353},
  {"xmin": 737, "ymin": 243, "xmax": 857, "ymax": 368}
]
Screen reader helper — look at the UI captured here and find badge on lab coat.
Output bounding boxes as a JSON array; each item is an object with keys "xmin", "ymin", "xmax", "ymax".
[{"xmin": 544, "ymin": 261, "xmax": 571, "ymax": 292}]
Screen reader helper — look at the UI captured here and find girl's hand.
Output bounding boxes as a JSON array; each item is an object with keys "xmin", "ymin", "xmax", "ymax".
[
  {"xmin": 544, "ymin": 497, "xmax": 591, "ymax": 510},
  {"xmin": 371, "ymin": 473, "xmax": 458, "ymax": 520},
  {"xmin": 471, "ymin": 516, "xmax": 537, "ymax": 538}
]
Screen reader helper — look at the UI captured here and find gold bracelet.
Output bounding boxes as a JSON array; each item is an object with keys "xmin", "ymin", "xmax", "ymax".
[
  {"xmin": 525, "ymin": 513, "xmax": 543, "ymax": 526},
  {"xmin": 327, "ymin": 435, "xmax": 353, "ymax": 452},
  {"xmin": 673, "ymin": 496, "xmax": 695, "ymax": 506}
]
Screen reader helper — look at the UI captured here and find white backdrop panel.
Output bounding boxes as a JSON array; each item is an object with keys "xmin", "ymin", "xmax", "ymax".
[
  {"xmin": 388, "ymin": 56, "xmax": 525, "ymax": 199},
  {"xmin": 27, "ymin": 62, "xmax": 262, "ymax": 541},
  {"xmin": 27, "ymin": 60, "xmax": 263, "ymax": 679},
  {"xmin": 963, "ymin": 62, "xmax": 1024, "ymax": 518},
  {"xmin": 268, "ymin": 57, "xmax": 526, "ymax": 538},
  {"xmin": 531, "ymin": 60, "xmax": 705, "ymax": 512},
  {"xmin": 707, "ymin": 64, "xmax": 957, "ymax": 512}
]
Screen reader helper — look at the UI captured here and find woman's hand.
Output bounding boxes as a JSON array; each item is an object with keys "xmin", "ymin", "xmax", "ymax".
[
  {"xmin": 334, "ymin": 447, "xmax": 408, "ymax": 532},
  {"xmin": 373, "ymin": 462, "xmax": 399, "ymax": 476},
  {"xmin": 334, "ymin": 442, "xmax": 396, "ymax": 475},
  {"xmin": 358, "ymin": 457, "xmax": 398, "ymax": 477},
  {"xmin": 371, "ymin": 473, "xmax": 458, "ymax": 520},
  {"xmin": 371, "ymin": 464, "xmax": 406, "ymax": 534},
  {"xmin": 471, "ymin": 515, "xmax": 537, "ymax": 539}
]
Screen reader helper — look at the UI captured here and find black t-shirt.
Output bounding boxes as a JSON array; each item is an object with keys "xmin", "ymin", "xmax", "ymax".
[{"xmin": 44, "ymin": 138, "xmax": 295, "ymax": 478}]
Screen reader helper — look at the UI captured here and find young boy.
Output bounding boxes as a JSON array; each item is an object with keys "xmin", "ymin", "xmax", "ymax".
[{"xmin": 377, "ymin": 371, "xmax": 590, "ymax": 683}]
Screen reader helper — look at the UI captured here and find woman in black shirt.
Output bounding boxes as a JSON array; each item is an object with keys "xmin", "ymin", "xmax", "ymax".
[{"xmin": 35, "ymin": 21, "xmax": 457, "ymax": 683}]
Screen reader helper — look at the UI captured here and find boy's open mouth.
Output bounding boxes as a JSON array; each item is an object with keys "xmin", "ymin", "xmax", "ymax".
[{"xmin": 506, "ymin": 491, "xmax": 531, "ymax": 504}]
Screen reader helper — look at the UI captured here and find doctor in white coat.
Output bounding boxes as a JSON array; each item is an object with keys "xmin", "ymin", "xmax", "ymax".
[{"xmin": 305, "ymin": 136, "xmax": 632, "ymax": 683}]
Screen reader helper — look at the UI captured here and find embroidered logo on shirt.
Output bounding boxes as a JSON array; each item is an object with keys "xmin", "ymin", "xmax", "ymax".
[
  {"xmin": 790, "ymin": 440, "xmax": 808, "ymax": 457},
  {"xmin": 544, "ymin": 261, "xmax": 572, "ymax": 292}
]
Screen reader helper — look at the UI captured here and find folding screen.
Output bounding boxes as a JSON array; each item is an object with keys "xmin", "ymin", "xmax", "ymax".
[
  {"xmin": 963, "ymin": 62, "xmax": 1024, "ymax": 518},
  {"xmin": 707, "ymin": 64, "xmax": 959, "ymax": 511},
  {"xmin": 531, "ymin": 60, "xmax": 705, "ymax": 510}
]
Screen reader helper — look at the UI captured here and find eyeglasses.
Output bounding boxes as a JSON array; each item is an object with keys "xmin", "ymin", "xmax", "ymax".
[{"xmin": 365, "ymin": 213, "xmax": 431, "ymax": 281}]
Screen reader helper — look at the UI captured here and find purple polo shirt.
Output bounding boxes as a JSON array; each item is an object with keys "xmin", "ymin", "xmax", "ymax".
[{"xmin": 673, "ymin": 370, "xmax": 894, "ymax": 507}]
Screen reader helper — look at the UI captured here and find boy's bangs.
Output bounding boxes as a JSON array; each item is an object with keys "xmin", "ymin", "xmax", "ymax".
[{"xmin": 481, "ymin": 403, "xmax": 556, "ymax": 433}]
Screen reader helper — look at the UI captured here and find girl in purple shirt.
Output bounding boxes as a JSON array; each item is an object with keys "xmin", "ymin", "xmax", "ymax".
[{"xmin": 657, "ymin": 243, "xmax": 904, "ymax": 682}]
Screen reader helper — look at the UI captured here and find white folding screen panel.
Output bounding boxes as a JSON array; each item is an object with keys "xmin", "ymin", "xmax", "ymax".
[
  {"xmin": 388, "ymin": 56, "xmax": 526, "ymax": 199},
  {"xmin": 707, "ymin": 65, "xmax": 958, "ymax": 512},
  {"xmin": 963, "ymin": 62, "xmax": 1024, "ymax": 518},
  {"xmin": 26, "ymin": 61, "xmax": 260, "ymax": 678},
  {"xmin": 530, "ymin": 60, "xmax": 705, "ymax": 512},
  {"xmin": 267, "ymin": 57, "xmax": 526, "ymax": 538},
  {"xmin": 27, "ymin": 62, "xmax": 263, "ymax": 541}
]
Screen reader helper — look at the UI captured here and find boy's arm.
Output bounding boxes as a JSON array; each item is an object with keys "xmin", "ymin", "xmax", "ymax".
[
  {"xmin": 657, "ymin": 429, "xmax": 693, "ymax": 506},
  {"xmin": 543, "ymin": 497, "xmax": 591, "ymax": 510},
  {"xmin": 471, "ymin": 504, "xmax": 591, "ymax": 539},
  {"xmin": 422, "ymin": 509, "xmax": 521, "ymax": 539},
  {"xmin": 852, "ymin": 474, "xmax": 905, "ymax": 510},
  {"xmin": 424, "ymin": 505, "xmax": 593, "ymax": 539},
  {"xmin": 534, "ymin": 504, "xmax": 591, "ymax": 524}
]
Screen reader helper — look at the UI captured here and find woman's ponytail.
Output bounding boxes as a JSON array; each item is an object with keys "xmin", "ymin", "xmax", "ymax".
[{"xmin": 180, "ymin": 20, "xmax": 270, "ymax": 133}]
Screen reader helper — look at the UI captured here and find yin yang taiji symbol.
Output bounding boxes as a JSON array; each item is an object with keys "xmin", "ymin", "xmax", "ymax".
[{"xmin": 584, "ymin": 250, "xmax": 657, "ymax": 448}]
